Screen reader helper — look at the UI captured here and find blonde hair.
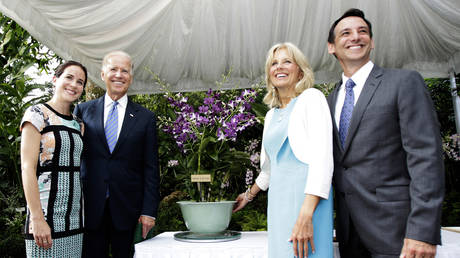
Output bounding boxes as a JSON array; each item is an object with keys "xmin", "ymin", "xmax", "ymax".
[
  {"xmin": 262, "ymin": 42, "xmax": 314, "ymax": 108},
  {"xmin": 102, "ymin": 50, "xmax": 134, "ymax": 75}
]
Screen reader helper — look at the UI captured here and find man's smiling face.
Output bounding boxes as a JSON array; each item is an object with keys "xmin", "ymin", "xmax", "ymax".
[
  {"xmin": 328, "ymin": 16, "xmax": 374, "ymax": 67},
  {"xmin": 101, "ymin": 54, "xmax": 133, "ymax": 100}
]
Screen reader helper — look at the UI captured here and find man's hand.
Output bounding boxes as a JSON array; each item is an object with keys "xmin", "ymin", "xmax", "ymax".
[
  {"xmin": 400, "ymin": 238, "xmax": 436, "ymax": 258},
  {"xmin": 138, "ymin": 215, "xmax": 156, "ymax": 239}
]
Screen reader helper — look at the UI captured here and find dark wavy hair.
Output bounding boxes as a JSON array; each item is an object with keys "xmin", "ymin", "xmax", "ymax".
[
  {"xmin": 54, "ymin": 60, "xmax": 88, "ymax": 88},
  {"xmin": 327, "ymin": 8, "xmax": 373, "ymax": 43}
]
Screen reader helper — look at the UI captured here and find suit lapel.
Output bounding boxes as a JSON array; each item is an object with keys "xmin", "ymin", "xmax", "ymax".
[
  {"xmin": 329, "ymin": 82, "xmax": 343, "ymax": 152},
  {"xmin": 111, "ymin": 100, "xmax": 139, "ymax": 154},
  {"xmin": 92, "ymin": 97, "xmax": 111, "ymax": 152},
  {"xmin": 342, "ymin": 65, "xmax": 384, "ymax": 157}
]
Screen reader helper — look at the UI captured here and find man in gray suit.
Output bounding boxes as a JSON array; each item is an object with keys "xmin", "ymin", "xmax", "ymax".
[{"xmin": 327, "ymin": 9, "xmax": 445, "ymax": 258}]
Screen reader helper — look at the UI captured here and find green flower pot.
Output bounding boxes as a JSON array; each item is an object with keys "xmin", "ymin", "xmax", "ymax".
[{"xmin": 177, "ymin": 201, "xmax": 236, "ymax": 233}]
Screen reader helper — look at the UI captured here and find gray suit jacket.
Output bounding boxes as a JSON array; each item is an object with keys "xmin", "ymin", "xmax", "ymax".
[{"xmin": 327, "ymin": 65, "xmax": 445, "ymax": 255}]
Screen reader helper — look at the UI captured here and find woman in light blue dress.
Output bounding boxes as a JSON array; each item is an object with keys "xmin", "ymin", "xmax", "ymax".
[{"xmin": 234, "ymin": 42, "xmax": 334, "ymax": 257}]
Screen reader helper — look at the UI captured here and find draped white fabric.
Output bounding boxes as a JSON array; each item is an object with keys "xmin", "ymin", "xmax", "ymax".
[{"xmin": 1, "ymin": 0, "xmax": 460, "ymax": 94}]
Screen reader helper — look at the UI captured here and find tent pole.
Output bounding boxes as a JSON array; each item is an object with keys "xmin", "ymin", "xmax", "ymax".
[{"xmin": 449, "ymin": 68, "xmax": 460, "ymax": 134}]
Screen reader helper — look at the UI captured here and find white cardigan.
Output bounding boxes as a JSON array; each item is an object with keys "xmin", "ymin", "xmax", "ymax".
[{"xmin": 254, "ymin": 88, "xmax": 334, "ymax": 199}]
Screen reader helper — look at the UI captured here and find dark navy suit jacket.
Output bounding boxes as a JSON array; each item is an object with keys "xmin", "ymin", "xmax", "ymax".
[{"xmin": 74, "ymin": 96, "xmax": 160, "ymax": 230}]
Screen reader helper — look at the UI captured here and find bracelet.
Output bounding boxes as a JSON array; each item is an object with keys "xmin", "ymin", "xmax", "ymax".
[{"xmin": 244, "ymin": 188, "xmax": 256, "ymax": 202}]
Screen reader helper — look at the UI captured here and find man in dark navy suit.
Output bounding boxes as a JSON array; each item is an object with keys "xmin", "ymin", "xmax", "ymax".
[
  {"xmin": 74, "ymin": 50, "xmax": 159, "ymax": 258},
  {"xmin": 327, "ymin": 9, "xmax": 444, "ymax": 258}
]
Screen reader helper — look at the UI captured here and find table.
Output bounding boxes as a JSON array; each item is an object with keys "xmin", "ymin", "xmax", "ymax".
[
  {"xmin": 438, "ymin": 227, "xmax": 460, "ymax": 258},
  {"xmin": 134, "ymin": 231, "xmax": 267, "ymax": 258},
  {"xmin": 134, "ymin": 229, "xmax": 460, "ymax": 258},
  {"xmin": 134, "ymin": 231, "xmax": 339, "ymax": 258}
]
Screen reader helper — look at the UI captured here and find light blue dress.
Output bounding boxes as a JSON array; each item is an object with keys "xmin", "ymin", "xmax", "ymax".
[{"xmin": 264, "ymin": 98, "xmax": 333, "ymax": 257}]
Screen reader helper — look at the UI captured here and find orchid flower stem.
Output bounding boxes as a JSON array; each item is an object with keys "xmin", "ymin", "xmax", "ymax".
[
  {"xmin": 197, "ymin": 182, "xmax": 203, "ymax": 202},
  {"xmin": 218, "ymin": 140, "xmax": 224, "ymax": 153},
  {"xmin": 197, "ymin": 128, "xmax": 206, "ymax": 202}
]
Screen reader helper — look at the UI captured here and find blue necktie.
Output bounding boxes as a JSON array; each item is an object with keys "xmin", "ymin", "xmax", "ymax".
[
  {"xmin": 105, "ymin": 101, "xmax": 118, "ymax": 153},
  {"xmin": 339, "ymin": 79, "xmax": 356, "ymax": 147}
]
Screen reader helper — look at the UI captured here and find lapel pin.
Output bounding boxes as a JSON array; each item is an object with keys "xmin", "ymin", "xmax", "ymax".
[{"xmin": 130, "ymin": 113, "xmax": 134, "ymax": 117}]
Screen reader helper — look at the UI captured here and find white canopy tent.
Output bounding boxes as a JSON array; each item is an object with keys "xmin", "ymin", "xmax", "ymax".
[{"xmin": 1, "ymin": 0, "xmax": 460, "ymax": 130}]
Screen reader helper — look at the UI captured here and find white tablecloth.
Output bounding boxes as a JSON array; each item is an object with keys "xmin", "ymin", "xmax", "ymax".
[
  {"xmin": 437, "ymin": 228, "xmax": 460, "ymax": 258},
  {"xmin": 134, "ymin": 229, "xmax": 460, "ymax": 258},
  {"xmin": 134, "ymin": 231, "xmax": 269, "ymax": 258}
]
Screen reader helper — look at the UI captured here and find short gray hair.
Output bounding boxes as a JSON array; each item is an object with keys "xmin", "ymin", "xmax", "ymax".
[{"xmin": 102, "ymin": 50, "xmax": 134, "ymax": 75}]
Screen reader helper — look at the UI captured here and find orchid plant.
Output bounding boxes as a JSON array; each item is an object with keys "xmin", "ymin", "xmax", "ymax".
[
  {"xmin": 160, "ymin": 85, "xmax": 259, "ymax": 202},
  {"xmin": 443, "ymin": 134, "xmax": 460, "ymax": 161}
]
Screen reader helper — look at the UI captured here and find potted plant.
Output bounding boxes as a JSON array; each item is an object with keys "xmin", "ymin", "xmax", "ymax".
[{"xmin": 159, "ymin": 82, "xmax": 259, "ymax": 233}]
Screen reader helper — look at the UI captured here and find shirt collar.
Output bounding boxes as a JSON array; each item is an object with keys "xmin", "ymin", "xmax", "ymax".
[
  {"xmin": 104, "ymin": 93, "xmax": 128, "ymax": 109},
  {"xmin": 341, "ymin": 60, "xmax": 374, "ymax": 88}
]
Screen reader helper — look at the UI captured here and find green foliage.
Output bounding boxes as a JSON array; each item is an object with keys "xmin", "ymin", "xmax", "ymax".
[
  {"xmin": 315, "ymin": 82, "xmax": 337, "ymax": 97},
  {"xmin": 425, "ymin": 76, "xmax": 460, "ymax": 226},
  {"xmin": 0, "ymin": 14, "xmax": 57, "ymax": 257},
  {"xmin": 83, "ymin": 81, "xmax": 105, "ymax": 101},
  {"xmin": 0, "ymin": 212, "xmax": 26, "ymax": 258},
  {"xmin": 132, "ymin": 93, "xmax": 186, "ymax": 199},
  {"xmin": 229, "ymin": 193, "xmax": 268, "ymax": 231},
  {"xmin": 232, "ymin": 209, "xmax": 267, "ymax": 231},
  {"xmin": 150, "ymin": 191, "xmax": 188, "ymax": 234},
  {"xmin": 426, "ymin": 78, "xmax": 458, "ymax": 136},
  {"xmin": 0, "ymin": 14, "xmax": 56, "ymax": 186},
  {"xmin": 0, "ymin": 187, "xmax": 26, "ymax": 258},
  {"xmin": 442, "ymin": 190, "xmax": 460, "ymax": 226}
]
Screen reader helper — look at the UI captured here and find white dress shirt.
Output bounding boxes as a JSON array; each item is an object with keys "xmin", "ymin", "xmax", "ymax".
[
  {"xmin": 334, "ymin": 61, "xmax": 374, "ymax": 128},
  {"xmin": 255, "ymin": 88, "xmax": 334, "ymax": 199},
  {"xmin": 104, "ymin": 93, "xmax": 128, "ymax": 140}
]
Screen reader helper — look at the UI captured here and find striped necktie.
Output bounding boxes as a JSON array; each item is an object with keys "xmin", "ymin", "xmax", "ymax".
[
  {"xmin": 339, "ymin": 79, "xmax": 356, "ymax": 147},
  {"xmin": 105, "ymin": 101, "xmax": 118, "ymax": 153}
]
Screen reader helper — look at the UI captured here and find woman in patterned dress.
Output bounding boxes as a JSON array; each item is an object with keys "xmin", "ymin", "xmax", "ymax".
[
  {"xmin": 20, "ymin": 60, "xmax": 87, "ymax": 257},
  {"xmin": 234, "ymin": 43, "xmax": 334, "ymax": 257}
]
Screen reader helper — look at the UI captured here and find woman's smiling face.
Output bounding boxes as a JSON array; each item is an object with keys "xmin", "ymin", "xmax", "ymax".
[
  {"xmin": 52, "ymin": 65, "xmax": 85, "ymax": 103},
  {"xmin": 269, "ymin": 48, "xmax": 302, "ymax": 91}
]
